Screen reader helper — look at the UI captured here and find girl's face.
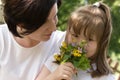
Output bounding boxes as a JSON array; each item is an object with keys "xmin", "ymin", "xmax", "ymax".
[{"xmin": 68, "ymin": 28, "xmax": 97, "ymax": 58}]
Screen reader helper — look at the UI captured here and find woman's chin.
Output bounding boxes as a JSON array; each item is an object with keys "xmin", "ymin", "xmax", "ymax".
[{"xmin": 43, "ymin": 36, "xmax": 51, "ymax": 41}]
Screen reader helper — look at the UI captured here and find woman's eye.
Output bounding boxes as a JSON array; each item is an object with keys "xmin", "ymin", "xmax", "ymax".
[{"xmin": 54, "ymin": 14, "xmax": 58, "ymax": 20}]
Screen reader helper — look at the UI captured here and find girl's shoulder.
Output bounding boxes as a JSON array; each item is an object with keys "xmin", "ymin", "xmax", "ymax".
[
  {"xmin": 94, "ymin": 74, "xmax": 116, "ymax": 80},
  {"xmin": 76, "ymin": 69, "xmax": 116, "ymax": 80}
]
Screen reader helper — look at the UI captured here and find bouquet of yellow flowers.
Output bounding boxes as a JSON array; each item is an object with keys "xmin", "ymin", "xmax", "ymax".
[{"xmin": 54, "ymin": 40, "xmax": 90, "ymax": 70}]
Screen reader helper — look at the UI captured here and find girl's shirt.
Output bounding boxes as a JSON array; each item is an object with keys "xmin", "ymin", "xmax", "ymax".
[{"xmin": 0, "ymin": 24, "xmax": 65, "ymax": 80}]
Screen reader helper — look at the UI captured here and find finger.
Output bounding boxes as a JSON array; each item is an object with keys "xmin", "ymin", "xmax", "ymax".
[
  {"xmin": 62, "ymin": 64, "xmax": 74, "ymax": 74},
  {"xmin": 63, "ymin": 67, "xmax": 74, "ymax": 75},
  {"xmin": 60, "ymin": 63, "xmax": 73, "ymax": 72},
  {"xmin": 63, "ymin": 70, "xmax": 73, "ymax": 78},
  {"xmin": 73, "ymin": 68, "xmax": 78, "ymax": 74},
  {"xmin": 62, "ymin": 75, "xmax": 71, "ymax": 80},
  {"xmin": 64, "ymin": 62, "xmax": 75, "ymax": 70}
]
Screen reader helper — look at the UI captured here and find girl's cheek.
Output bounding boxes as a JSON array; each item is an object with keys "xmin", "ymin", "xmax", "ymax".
[
  {"xmin": 86, "ymin": 52, "xmax": 94, "ymax": 58},
  {"xmin": 86, "ymin": 53, "xmax": 91, "ymax": 58}
]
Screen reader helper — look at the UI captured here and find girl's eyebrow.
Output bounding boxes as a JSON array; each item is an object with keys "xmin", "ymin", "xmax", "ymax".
[
  {"xmin": 89, "ymin": 35, "xmax": 96, "ymax": 40},
  {"xmin": 70, "ymin": 31, "xmax": 76, "ymax": 36}
]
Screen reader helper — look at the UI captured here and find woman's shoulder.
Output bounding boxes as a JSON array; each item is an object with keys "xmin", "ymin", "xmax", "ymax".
[
  {"xmin": 0, "ymin": 24, "xmax": 9, "ymax": 33},
  {"xmin": 0, "ymin": 23, "xmax": 7, "ymax": 28},
  {"xmin": 0, "ymin": 24, "xmax": 9, "ymax": 53},
  {"xmin": 0, "ymin": 24, "xmax": 10, "ymax": 37}
]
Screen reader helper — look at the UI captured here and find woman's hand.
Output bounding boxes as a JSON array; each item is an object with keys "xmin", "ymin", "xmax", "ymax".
[{"xmin": 52, "ymin": 62, "xmax": 76, "ymax": 80}]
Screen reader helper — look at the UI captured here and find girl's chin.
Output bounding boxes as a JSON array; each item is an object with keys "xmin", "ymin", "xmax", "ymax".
[{"xmin": 86, "ymin": 55, "xmax": 91, "ymax": 58}]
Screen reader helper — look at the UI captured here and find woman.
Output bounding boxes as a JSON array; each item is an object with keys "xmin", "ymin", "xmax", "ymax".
[{"xmin": 0, "ymin": 0, "xmax": 63, "ymax": 80}]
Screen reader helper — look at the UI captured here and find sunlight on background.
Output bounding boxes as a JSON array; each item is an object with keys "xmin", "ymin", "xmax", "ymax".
[
  {"xmin": 0, "ymin": 0, "xmax": 4, "ymax": 24},
  {"xmin": 0, "ymin": 0, "xmax": 120, "ymax": 79},
  {"xmin": 113, "ymin": 0, "xmax": 120, "ymax": 6},
  {"xmin": 111, "ymin": 52, "xmax": 120, "ymax": 80},
  {"xmin": 118, "ymin": 38, "xmax": 120, "ymax": 44}
]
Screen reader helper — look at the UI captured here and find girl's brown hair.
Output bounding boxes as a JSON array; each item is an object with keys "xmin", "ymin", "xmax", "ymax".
[{"xmin": 66, "ymin": 2, "xmax": 113, "ymax": 77}]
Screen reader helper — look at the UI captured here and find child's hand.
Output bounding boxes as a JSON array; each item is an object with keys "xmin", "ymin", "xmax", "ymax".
[{"xmin": 52, "ymin": 62, "xmax": 76, "ymax": 80}]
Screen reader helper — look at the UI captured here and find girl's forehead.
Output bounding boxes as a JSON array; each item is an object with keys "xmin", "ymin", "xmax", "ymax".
[{"xmin": 70, "ymin": 26, "xmax": 97, "ymax": 38}]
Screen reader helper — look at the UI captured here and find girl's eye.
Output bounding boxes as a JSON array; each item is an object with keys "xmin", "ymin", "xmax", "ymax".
[
  {"xmin": 75, "ymin": 35, "xmax": 79, "ymax": 37},
  {"xmin": 88, "ymin": 38, "xmax": 93, "ymax": 41},
  {"xmin": 72, "ymin": 34, "xmax": 78, "ymax": 37}
]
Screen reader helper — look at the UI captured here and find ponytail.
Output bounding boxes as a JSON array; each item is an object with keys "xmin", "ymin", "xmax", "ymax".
[{"xmin": 92, "ymin": 2, "xmax": 113, "ymax": 77}]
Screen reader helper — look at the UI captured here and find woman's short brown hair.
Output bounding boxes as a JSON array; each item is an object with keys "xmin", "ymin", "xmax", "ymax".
[{"xmin": 4, "ymin": 0, "xmax": 62, "ymax": 37}]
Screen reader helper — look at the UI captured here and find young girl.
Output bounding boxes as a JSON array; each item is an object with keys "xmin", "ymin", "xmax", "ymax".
[{"xmin": 36, "ymin": 2, "xmax": 115, "ymax": 80}]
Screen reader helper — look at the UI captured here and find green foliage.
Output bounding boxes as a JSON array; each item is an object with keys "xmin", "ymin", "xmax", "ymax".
[
  {"xmin": 58, "ymin": 0, "xmax": 120, "ymax": 61},
  {"xmin": 57, "ymin": 0, "xmax": 85, "ymax": 31}
]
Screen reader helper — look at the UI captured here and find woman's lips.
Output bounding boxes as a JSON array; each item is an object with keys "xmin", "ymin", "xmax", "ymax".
[{"xmin": 45, "ymin": 33, "xmax": 52, "ymax": 37}]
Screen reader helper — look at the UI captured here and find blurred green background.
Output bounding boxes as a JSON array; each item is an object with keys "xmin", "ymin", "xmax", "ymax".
[
  {"xmin": 57, "ymin": 0, "xmax": 120, "ymax": 61},
  {"xmin": 0, "ymin": 0, "xmax": 120, "ymax": 78}
]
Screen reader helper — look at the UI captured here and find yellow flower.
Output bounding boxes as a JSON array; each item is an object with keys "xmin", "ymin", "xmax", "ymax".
[
  {"xmin": 62, "ymin": 42, "xmax": 67, "ymax": 49},
  {"xmin": 54, "ymin": 54, "xmax": 61, "ymax": 61},
  {"xmin": 72, "ymin": 49, "xmax": 81, "ymax": 57},
  {"xmin": 73, "ymin": 49, "xmax": 82, "ymax": 54},
  {"xmin": 81, "ymin": 40, "xmax": 86, "ymax": 43}
]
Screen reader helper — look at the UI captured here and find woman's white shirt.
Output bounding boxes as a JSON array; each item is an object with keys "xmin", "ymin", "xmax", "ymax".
[{"xmin": 0, "ymin": 24, "xmax": 65, "ymax": 80}]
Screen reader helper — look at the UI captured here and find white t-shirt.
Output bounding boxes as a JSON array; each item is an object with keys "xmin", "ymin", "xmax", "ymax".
[
  {"xmin": 45, "ymin": 46, "xmax": 116, "ymax": 80},
  {"xmin": 0, "ymin": 24, "xmax": 65, "ymax": 80}
]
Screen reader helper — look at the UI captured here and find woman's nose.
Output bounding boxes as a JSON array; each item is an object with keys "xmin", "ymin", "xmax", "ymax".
[
  {"xmin": 49, "ymin": 21, "xmax": 57, "ymax": 32},
  {"xmin": 51, "ymin": 16, "xmax": 58, "ymax": 32}
]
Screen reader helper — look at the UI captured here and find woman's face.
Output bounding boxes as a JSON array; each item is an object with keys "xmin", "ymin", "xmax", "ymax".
[
  {"xmin": 25, "ymin": 3, "xmax": 58, "ymax": 42},
  {"xmin": 68, "ymin": 28, "xmax": 97, "ymax": 58}
]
